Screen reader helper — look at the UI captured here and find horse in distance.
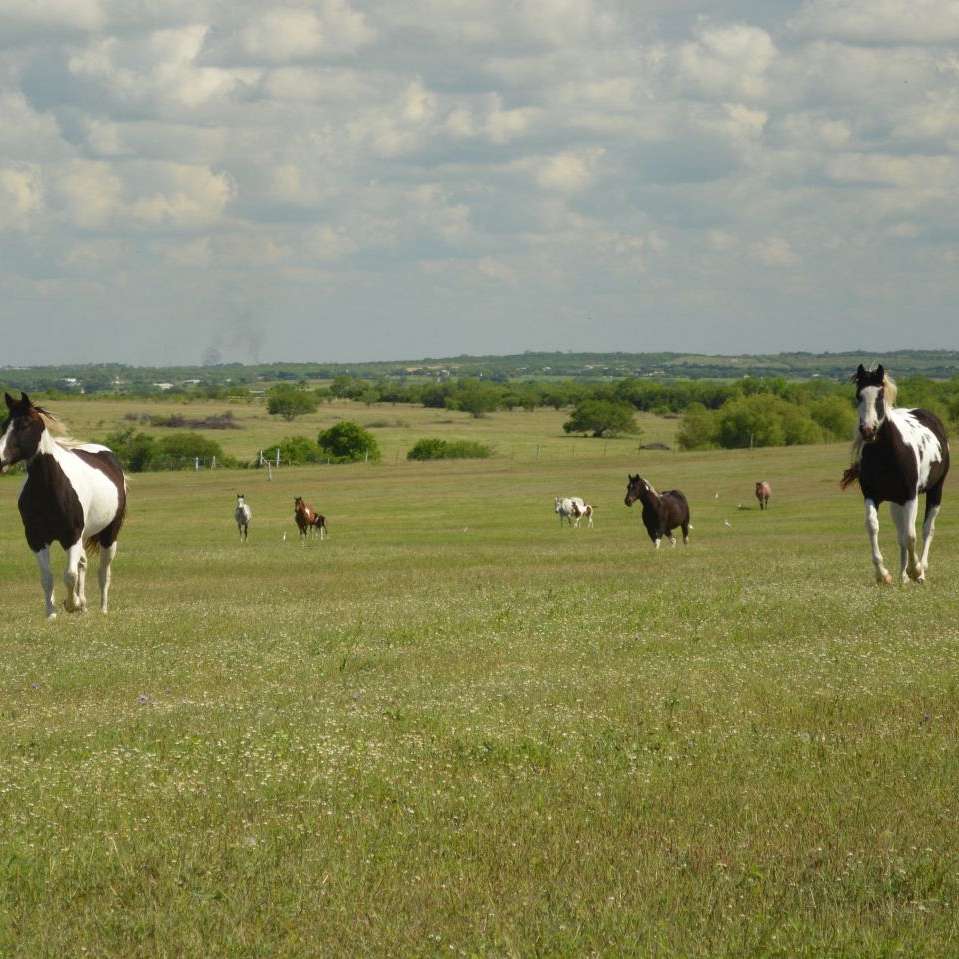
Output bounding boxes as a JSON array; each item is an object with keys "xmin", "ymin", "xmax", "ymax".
[
  {"xmin": 755, "ymin": 481, "xmax": 771, "ymax": 510},
  {"xmin": 624, "ymin": 474, "xmax": 690, "ymax": 548},
  {"xmin": 294, "ymin": 496, "xmax": 327, "ymax": 542},
  {"xmin": 554, "ymin": 496, "xmax": 594, "ymax": 528},
  {"xmin": 234, "ymin": 493, "xmax": 252, "ymax": 541},
  {"xmin": 0, "ymin": 392, "xmax": 127, "ymax": 619},
  {"xmin": 841, "ymin": 364, "xmax": 949, "ymax": 584}
]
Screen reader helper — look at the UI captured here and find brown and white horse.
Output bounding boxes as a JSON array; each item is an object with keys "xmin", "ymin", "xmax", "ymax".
[
  {"xmin": 0, "ymin": 392, "xmax": 127, "ymax": 619},
  {"xmin": 624, "ymin": 474, "xmax": 690, "ymax": 548},
  {"xmin": 294, "ymin": 496, "xmax": 327, "ymax": 542},
  {"xmin": 755, "ymin": 481, "xmax": 771, "ymax": 510},
  {"xmin": 842, "ymin": 365, "xmax": 949, "ymax": 584}
]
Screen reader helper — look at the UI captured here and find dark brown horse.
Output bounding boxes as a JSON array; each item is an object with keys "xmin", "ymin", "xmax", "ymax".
[
  {"xmin": 624, "ymin": 474, "xmax": 690, "ymax": 548},
  {"xmin": 294, "ymin": 496, "xmax": 327, "ymax": 542}
]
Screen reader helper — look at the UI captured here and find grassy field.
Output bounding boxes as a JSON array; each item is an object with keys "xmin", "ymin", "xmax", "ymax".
[
  {"xmin": 1, "ymin": 401, "xmax": 958, "ymax": 957},
  {"xmin": 42, "ymin": 395, "xmax": 677, "ymax": 465}
]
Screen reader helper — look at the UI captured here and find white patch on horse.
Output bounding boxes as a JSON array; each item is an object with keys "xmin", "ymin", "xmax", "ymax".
[
  {"xmin": 889, "ymin": 409, "xmax": 943, "ymax": 490},
  {"xmin": 43, "ymin": 431, "xmax": 121, "ymax": 542}
]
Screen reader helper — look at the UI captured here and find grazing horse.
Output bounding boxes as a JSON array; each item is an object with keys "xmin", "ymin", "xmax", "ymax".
[
  {"xmin": 0, "ymin": 392, "xmax": 126, "ymax": 619},
  {"xmin": 554, "ymin": 496, "xmax": 594, "ymax": 528},
  {"xmin": 624, "ymin": 474, "xmax": 690, "ymax": 548},
  {"xmin": 294, "ymin": 496, "xmax": 327, "ymax": 542},
  {"xmin": 841, "ymin": 365, "xmax": 949, "ymax": 585},
  {"xmin": 755, "ymin": 481, "xmax": 771, "ymax": 510},
  {"xmin": 234, "ymin": 493, "xmax": 252, "ymax": 541}
]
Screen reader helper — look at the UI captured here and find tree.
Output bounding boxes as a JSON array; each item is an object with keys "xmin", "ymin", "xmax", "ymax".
[
  {"xmin": 267, "ymin": 384, "xmax": 318, "ymax": 421},
  {"xmin": 676, "ymin": 403, "xmax": 718, "ymax": 450},
  {"xmin": 563, "ymin": 400, "xmax": 639, "ymax": 438},
  {"xmin": 317, "ymin": 421, "xmax": 380, "ymax": 462}
]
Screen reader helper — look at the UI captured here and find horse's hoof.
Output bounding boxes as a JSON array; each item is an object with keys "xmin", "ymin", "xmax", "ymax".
[
  {"xmin": 878, "ymin": 571, "xmax": 893, "ymax": 585},
  {"xmin": 46, "ymin": 612, "xmax": 57, "ymax": 622}
]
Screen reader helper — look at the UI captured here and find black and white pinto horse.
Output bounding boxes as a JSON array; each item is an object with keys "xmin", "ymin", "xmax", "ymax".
[
  {"xmin": 624, "ymin": 474, "xmax": 690, "ymax": 548},
  {"xmin": 234, "ymin": 493, "xmax": 252, "ymax": 542},
  {"xmin": 842, "ymin": 365, "xmax": 949, "ymax": 585},
  {"xmin": 0, "ymin": 392, "xmax": 127, "ymax": 619}
]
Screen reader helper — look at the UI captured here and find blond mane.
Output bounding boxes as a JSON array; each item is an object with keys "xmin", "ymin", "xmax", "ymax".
[{"xmin": 844, "ymin": 371, "xmax": 898, "ymax": 481}]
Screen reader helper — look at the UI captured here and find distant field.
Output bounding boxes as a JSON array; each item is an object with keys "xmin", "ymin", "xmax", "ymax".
[
  {"xmin": 41, "ymin": 395, "xmax": 678, "ymax": 465},
  {"xmin": 1, "ymin": 426, "xmax": 957, "ymax": 956}
]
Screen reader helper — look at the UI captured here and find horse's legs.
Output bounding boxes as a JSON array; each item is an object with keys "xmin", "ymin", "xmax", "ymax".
[
  {"xmin": 62, "ymin": 542, "xmax": 86, "ymax": 612},
  {"xmin": 98, "ymin": 541, "xmax": 117, "ymax": 613},
  {"xmin": 891, "ymin": 499, "xmax": 920, "ymax": 582},
  {"xmin": 865, "ymin": 498, "xmax": 892, "ymax": 584},
  {"xmin": 918, "ymin": 484, "xmax": 944, "ymax": 581},
  {"xmin": 681, "ymin": 520, "xmax": 690, "ymax": 545},
  {"xmin": 35, "ymin": 547, "xmax": 57, "ymax": 620},
  {"xmin": 76, "ymin": 551, "xmax": 88, "ymax": 612}
]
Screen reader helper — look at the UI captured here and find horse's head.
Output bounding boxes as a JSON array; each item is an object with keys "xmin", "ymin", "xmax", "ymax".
[
  {"xmin": 0, "ymin": 392, "xmax": 48, "ymax": 472},
  {"xmin": 236, "ymin": 493, "xmax": 246, "ymax": 506},
  {"xmin": 294, "ymin": 496, "xmax": 304, "ymax": 511},
  {"xmin": 624, "ymin": 473, "xmax": 651, "ymax": 507},
  {"xmin": 854, "ymin": 364, "xmax": 895, "ymax": 443}
]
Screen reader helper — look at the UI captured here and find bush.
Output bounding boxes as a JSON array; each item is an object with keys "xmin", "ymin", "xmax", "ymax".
[
  {"xmin": 407, "ymin": 438, "xmax": 493, "ymax": 460},
  {"xmin": 677, "ymin": 403, "xmax": 719, "ymax": 450},
  {"xmin": 317, "ymin": 421, "xmax": 380, "ymax": 462},
  {"xmin": 267, "ymin": 384, "xmax": 318, "ymax": 421},
  {"xmin": 103, "ymin": 427, "xmax": 159, "ymax": 472},
  {"xmin": 563, "ymin": 399, "xmax": 639, "ymax": 438},
  {"xmin": 270, "ymin": 435, "xmax": 320, "ymax": 465}
]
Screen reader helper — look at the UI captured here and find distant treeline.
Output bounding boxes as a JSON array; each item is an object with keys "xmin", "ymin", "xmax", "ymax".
[
  {"xmin": 3, "ymin": 349, "xmax": 959, "ymax": 394},
  {"xmin": 300, "ymin": 373, "xmax": 959, "ymax": 449}
]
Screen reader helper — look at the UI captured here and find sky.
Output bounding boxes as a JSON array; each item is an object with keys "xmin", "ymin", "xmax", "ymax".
[{"xmin": 1, "ymin": 0, "xmax": 958, "ymax": 366}]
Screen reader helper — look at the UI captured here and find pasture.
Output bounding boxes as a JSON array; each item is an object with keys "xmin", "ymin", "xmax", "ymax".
[{"xmin": 1, "ymin": 411, "xmax": 958, "ymax": 956}]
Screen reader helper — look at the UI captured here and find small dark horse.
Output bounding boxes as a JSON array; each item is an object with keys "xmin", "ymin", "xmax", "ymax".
[{"xmin": 624, "ymin": 474, "xmax": 690, "ymax": 548}]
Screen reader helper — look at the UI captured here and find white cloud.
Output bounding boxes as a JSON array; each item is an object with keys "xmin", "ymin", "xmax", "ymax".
[
  {"xmin": 0, "ymin": 165, "xmax": 44, "ymax": 230},
  {"xmin": 235, "ymin": 2, "xmax": 373, "ymax": 62},
  {"xmin": 790, "ymin": 0, "xmax": 959, "ymax": 44},
  {"xmin": 676, "ymin": 24, "xmax": 778, "ymax": 100}
]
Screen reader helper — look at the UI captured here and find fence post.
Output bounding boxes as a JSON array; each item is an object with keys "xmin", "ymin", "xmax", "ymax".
[
  {"xmin": 266, "ymin": 461, "xmax": 273, "ymax": 481},
  {"xmin": 211, "ymin": 456, "xmax": 216, "ymax": 470},
  {"xmin": 276, "ymin": 449, "xmax": 281, "ymax": 468},
  {"xmin": 194, "ymin": 456, "xmax": 199, "ymax": 471}
]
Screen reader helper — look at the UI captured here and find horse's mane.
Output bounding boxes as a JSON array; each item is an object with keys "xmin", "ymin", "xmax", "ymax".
[
  {"xmin": 841, "ymin": 371, "xmax": 898, "ymax": 490},
  {"xmin": 35, "ymin": 408, "xmax": 80, "ymax": 447}
]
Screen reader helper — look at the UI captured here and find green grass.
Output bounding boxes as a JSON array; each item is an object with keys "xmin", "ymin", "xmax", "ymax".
[
  {"xmin": 43, "ymin": 395, "xmax": 675, "ymax": 465},
  {"xmin": 1, "ymin": 423, "xmax": 958, "ymax": 956}
]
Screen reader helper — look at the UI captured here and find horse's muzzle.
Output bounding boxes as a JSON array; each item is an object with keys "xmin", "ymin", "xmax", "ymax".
[
  {"xmin": 624, "ymin": 495, "xmax": 634, "ymax": 507},
  {"xmin": 859, "ymin": 425, "xmax": 878, "ymax": 442}
]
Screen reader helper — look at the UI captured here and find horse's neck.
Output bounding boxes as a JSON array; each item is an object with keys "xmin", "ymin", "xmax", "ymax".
[{"xmin": 639, "ymin": 487, "xmax": 660, "ymax": 509}]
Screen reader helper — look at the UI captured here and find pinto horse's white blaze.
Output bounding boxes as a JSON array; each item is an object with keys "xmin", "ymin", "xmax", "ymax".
[
  {"xmin": 848, "ymin": 365, "xmax": 949, "ymax": 586},
  {"xmin": 1, "ymin": 392, "xmax": 126, "ymax": 618}
]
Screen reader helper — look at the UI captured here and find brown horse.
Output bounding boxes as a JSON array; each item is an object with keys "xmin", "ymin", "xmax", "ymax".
[
  {"xmin": 755, "ymin": 481, "xmax": 771, "ymax": 510},
  {"xmin": 624, "ymin": 474, "xmax": 690, "ymax": 548},
  {"xmin": 294, "ymin": 496, "xmax": 327, "ymax": 542}
]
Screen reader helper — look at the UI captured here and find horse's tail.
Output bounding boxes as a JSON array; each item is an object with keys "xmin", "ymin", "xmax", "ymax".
[{"xmin": 840, "ymin": 463, "xmax": 860, "ymax": 490}]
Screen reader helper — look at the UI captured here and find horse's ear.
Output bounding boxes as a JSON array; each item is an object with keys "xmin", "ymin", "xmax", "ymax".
[
  {"xmin": 19, "ymin": 392, "xmax": 31, "ymax": 407},
  {"xmin": 876, "ymin": 364, "xmax": 884, "ymax": 380},
  {"xmin": 4, "ymin": 392, "xmax": 14, "ymax": 411}
]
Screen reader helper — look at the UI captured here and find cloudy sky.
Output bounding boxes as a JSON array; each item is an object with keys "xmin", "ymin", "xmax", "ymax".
[{"xmin": 1, "ymin": 0, "xmax": 958, "ymax": 366}]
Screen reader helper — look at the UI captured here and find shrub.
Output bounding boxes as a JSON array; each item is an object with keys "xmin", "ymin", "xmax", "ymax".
[
  {"xmin": 271, "ymin": 435, "xmax": 320, "ymax": 465},
  {"xmin": 563, "ymin": 399, "xmax": 639, "ymax": 438},
  {"xmin": 407, "ymin": 438, "xmax": 492, "ymax": 460},
  {"xmin": 317, "ymin": 421, "xmax": 380, "ymax": 462},
  {"xmin": 267, "ymin": 385, "xmax": 318, "ymax": 421}
]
